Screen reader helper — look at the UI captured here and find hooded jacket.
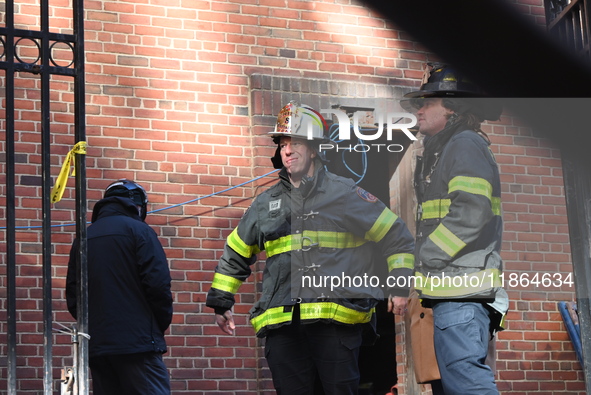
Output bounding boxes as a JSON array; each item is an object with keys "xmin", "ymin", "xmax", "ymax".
[
  {"xmin": 413, "ymin": 120, "xmax": 508, "ymax": 330},
  {"xmin": 206, "ymin": 163, "xmax": 415, "ymax": 338},
  {"xmin": 66, "ymin": 196, "xmax": 173, "ymax": 357}
]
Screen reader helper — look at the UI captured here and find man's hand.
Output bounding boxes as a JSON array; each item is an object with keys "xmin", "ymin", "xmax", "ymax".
[
  {"xmin": 388, "ymin": 295, "xmax": 408, "ymax": 316},
  {"xmin": 215, "ymin": 310, "xmax": 236, "ymax": 335}
]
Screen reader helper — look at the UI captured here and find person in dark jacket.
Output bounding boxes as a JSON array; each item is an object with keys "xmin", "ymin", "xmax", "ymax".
[
  {"xmin": 401, "ymin": 63, "xmax": 507, "ymax": 395},
  {"xmin": 206, "ymin": 102, "xmax": 415, "ymax": 395},
  {"xmin": 66, "ymin": 179, "xmax": 173, "ymax": 395}
]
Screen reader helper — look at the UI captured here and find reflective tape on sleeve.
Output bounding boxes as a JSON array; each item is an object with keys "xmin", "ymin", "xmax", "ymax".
[
  {"xmin": 227, "ymin": 228, "xmax": 260, "ymax": 258},
  {"xmin": 211, "ymin": 272, "xmax": 243, "ymax": 294},
  {"xmin": 420, "ymin": 196, "xmax": 501, "ymax": 221},
  {"xmin": 448, "ymin": 176, "xmax": 493, "ymax": 200},
  {"xmin": 387, "ymin": 253, "xmax": 415, "ymax": 271},
  {"xmin": 428, "ymin": 223, "xmax": 466, "ymax": 258},
  {"xmin": 365, "ymin": 208, "xmax": 398, "ymax": 242}
]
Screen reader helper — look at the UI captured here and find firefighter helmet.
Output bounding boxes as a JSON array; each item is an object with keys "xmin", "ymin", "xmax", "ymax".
[
  {"xmin": 269, "ymin": 101, "xmax": 329, "ymax": 169},
  {"xmin": 104, "ymin": 179, "xmax": 149, "ymax": 220},
  {"xmin": 269, "ymin": 101, "xmax": 328, "ymax": 142},
  {"xmin": 400, "ymin": 63, "xmax": 502, "ymax": 121}
]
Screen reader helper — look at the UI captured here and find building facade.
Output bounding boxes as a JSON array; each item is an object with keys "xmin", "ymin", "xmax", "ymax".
[{"xmin": 0, "ymin": 0, "xmax": 584, "ymax": 393}]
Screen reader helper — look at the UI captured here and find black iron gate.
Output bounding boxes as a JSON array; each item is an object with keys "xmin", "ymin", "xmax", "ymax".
[{"xmin": 1, "ymin": 0, "xmax": 88, "ymax": 393}]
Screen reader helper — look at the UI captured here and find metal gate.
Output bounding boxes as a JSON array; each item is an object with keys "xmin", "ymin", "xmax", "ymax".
[{"xmin": 1, "ymin": 0, "xmax": 88, "ymax": 393}]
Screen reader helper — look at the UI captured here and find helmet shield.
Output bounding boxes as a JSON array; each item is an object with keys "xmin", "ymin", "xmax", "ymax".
[{"xmin": 269, "ymin": 101, "xmax": 328, "ymax": 142}]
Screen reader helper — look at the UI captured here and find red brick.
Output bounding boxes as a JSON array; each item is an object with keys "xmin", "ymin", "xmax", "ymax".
[{"xmin": 3, "ymin": 2, "xmax": 581, "ymax": 395}]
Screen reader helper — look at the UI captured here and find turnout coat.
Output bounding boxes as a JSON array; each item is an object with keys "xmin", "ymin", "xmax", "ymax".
[
  {"xmin": 413, "ymin": 125, "xmax": 509, "ymax": 330},
  {"xmin": 206, "ymin": 164, "xmax": 415, "ymax": 338}
]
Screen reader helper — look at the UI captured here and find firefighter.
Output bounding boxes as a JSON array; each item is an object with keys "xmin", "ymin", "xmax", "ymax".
[
  {"xmin": 401, "ymin": 63, "xmax": 508, "ymax": 395},
  {"xmin": 206, "ymin": 101, "xmax": 415, "ymax": 395}
]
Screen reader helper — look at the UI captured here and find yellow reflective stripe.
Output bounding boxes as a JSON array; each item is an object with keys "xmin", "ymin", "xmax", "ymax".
[
  {"xmin": 251, "ymin": 306, "xmax": 293, "ymax": 333},
  {"xmin": 448, "ymin": 176, "xmax": 492, "ymax": 200},
  {"xmin": 211, "ymin": 273, "xmax": 243, "ymax": 294},
  {"xmin": 300, "ymin": 303, "xmax": 374, "ymax": 324},
  {"xmin": 264, "ymin": 235, "xmax": 294, "ymax": 257},
  {"xmin": 492, "ymin": 196, "xmax": 501, "ymax": 216},
  {"xmin": 387, "ymin": 253, "xmax": 415, "ymax": 271},
  {"xmin": 250, "ymin": 303, "xmax": 375, "ymax": 333},
  {"xmin": 310, "ymin": 230, "xmax": 366, "ymax": 249},
  {"xmin": 227, "ymin": 228, "xmax": 260, "ymax": 258},
  {"xmin": 421, "ymin": 196, "xmax": 501, "ymax": 221},
  {"xmin": 414, "ymin": 268, "xmax": 501, "ymax": 298},
  {"xmin": 429, "ymin": 223, "xmax": 466, "ymax": 258},
  {"xmin": 264, "ymin": 231, "xmax": 367, "ymax": 258},
  {"xmin": 365, "ymin": 208, "xmax": 398, "ymax": 242},
  {"xmin": 421, "ymin": 199, "xmax": 451, "ymax": 220},
  {"xmin": 499, "ymin": 313, "xmax": 506, "ymax": 330},
  {"xmin": 422, "ymin": 197, "xmax": 501, "ymax": 220}
]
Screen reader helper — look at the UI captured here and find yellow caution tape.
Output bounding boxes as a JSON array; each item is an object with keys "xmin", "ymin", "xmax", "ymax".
[{"xmin": 50, "ymin": 141, "xmax": 87, "ymax": 203}]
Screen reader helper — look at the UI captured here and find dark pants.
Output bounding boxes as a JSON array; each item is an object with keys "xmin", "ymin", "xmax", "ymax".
[
  {"xmin": 265, "ymin": 318, "xmax": 363, "ymax": 395},
  {"xmin": 89, "ymin": 352, "xmax": 170, "ymax": 395},
  {"xmin": 432, "ymin": 302, "xmax": 498, "ymax": 395}
]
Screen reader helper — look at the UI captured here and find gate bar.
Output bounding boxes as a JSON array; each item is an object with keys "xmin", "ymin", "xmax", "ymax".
[
  {"xmin": 4, "ymin": 1, "xmax": 18, "ymax": 394},
  {"xmin": 40, "ymin": 0, "xmax": 53, "ymax": 391},
  {"xmin": 73, "ymin": 0, "xmax": 89, "ymax": 391},
  {"xmin": 1, "ymin": 0, "xmax": 88, "ymax": 392}
]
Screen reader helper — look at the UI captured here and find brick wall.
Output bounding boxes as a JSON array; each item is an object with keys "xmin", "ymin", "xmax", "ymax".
[
  {"xmin": 0, "ymin": 0, "xmax": 584, "ymax": 394},
  {"xmin": 490, "ymin": 112, "xmax": 584, "ymax": 394}
]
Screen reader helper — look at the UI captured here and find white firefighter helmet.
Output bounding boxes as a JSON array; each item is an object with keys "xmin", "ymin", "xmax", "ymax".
[
  {"xmin": 268, "ymin": 101, "xmax": 328, "ymax": 141},
  {"xmin": 269, "ymin": 101, "xmax": 329, "ymax": 169}
]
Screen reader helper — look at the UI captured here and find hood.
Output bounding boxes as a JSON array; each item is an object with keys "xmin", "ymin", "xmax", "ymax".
[{"xmin": 91, "ymin": 196, "xmax": 143, "ymax": 223}]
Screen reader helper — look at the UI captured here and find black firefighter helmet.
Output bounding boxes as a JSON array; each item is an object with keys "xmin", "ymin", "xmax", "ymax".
[
  {"xmin": 104, "ymin": 179, "xmax": 149, "ymax": 220},
  {"xmin": 400, "ymin": 63, "xmax": 502, "ymax": 122}
]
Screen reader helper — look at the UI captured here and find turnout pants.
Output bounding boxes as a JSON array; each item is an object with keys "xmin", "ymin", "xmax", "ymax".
[{"xmin": 264, "ymin": 309, "xmax": 364, "ymax": 395}]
